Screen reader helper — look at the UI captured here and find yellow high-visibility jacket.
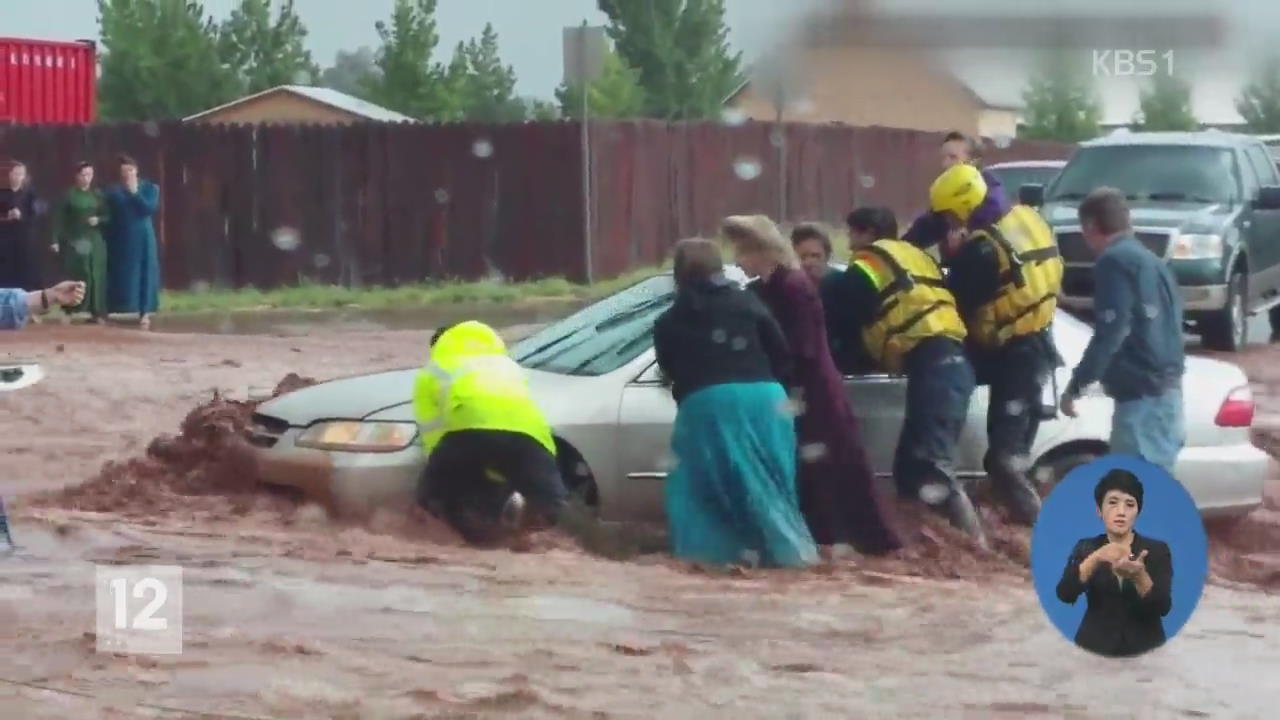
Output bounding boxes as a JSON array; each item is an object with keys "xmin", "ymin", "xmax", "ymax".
[
  {"xmin": 966, "ymin": 205, "xmax": 1064, "ymax": 348},
  {"xmin": 412, "ymin": 320, "xmax": 556, "ymax": 457},
  {"xmin": 851, "ymin": 238, "xmax": 967, "ymax": 374}
]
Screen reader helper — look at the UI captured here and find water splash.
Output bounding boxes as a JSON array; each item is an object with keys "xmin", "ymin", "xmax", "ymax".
[
  {"xmin": 733, "ymin": 157, "xmax": 763, "ymax": 181},
  {"xmin": 271, "ymin": 227, "xmax": 302, "ymax": 252},
  {"xmin": 472, "ymin": 138, "xmax": 494, "ymax": 158}
]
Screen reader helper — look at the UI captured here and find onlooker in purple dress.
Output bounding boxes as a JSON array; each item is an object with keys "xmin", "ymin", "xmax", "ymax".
[{"xmin": 722, "ymin": 215, "xmax": 905, "ymax": 556}]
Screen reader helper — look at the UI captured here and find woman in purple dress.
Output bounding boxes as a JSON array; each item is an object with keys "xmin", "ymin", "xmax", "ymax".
[{"xmin": 722, "ymin": 215, "xmax": 905, "ymax": 556}]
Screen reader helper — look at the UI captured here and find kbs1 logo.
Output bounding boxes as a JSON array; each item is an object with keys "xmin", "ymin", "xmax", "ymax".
[{"xmin": 1092, "ymin": 49, "xmax": 1175, "ymax": 77}]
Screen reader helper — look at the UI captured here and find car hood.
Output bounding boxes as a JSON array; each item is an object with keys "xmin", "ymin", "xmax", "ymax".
[
  {"xmin": 256, "ymin": 368, "xmax": 418, "ymax": 425},
  {"xmin": 1042, "ymin": 200, "xmax": 1236, "ymax": 232},
  {"xmin": 255, "ymin": 364, "xmax": 619, "ymax": 427}
]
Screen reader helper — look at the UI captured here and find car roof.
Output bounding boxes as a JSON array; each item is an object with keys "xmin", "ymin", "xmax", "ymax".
[
  {"xmin": 986, "ymin": 160, "xmax": 1066, "ymax": 169},
  {"xmin": 1080, "ymin": 130, "xmax": 1256, "ymax": 149}
]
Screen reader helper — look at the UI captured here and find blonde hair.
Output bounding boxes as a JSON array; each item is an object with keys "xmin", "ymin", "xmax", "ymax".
[{"xmin": 720, "ymin": 214, "xmax": 800, "ymax": 270}]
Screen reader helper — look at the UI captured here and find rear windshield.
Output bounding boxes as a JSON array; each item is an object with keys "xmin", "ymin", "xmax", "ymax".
[
  {"xmin": 1048, "ymin": 144, "xmax": 1241, "ymax": 204},
  {"xmin": 986, "ymin": 166, "xmax": 1061, "ymax": 204}
]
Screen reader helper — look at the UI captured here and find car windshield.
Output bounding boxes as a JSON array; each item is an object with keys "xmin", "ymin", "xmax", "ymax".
[
  {"xmin": 1048, "ymin": 145, "xmax": 1240, "ymax": 204},
  {"xmin": 511, "ymin": 274, "xmax": 675, "ymax": 376},
  {"xmin": 986, "ymin": 166, "xmax": 1061, "ymax": 204}
]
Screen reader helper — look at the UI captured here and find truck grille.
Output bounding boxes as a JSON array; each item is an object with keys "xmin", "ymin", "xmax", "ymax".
[
  {"xmin": 248, "ymin": 413, "xmax": 289, "ymax": 448},
  {"xmin": 1055, "ymin": 230, "xmax": 1171, "ymax": 263}
]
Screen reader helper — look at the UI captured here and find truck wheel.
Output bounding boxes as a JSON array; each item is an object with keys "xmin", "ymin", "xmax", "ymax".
[{"xmin": 1202, "ymin": 269, "xmax": 1248, "ymax": 352}]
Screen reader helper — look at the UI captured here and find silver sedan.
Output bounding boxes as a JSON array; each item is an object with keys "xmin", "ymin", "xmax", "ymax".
[{"xmin": 250, "ymin": 271, "xmax": 1270, "ymax": 522}]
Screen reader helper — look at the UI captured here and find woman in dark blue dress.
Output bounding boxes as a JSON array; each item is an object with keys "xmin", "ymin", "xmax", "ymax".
[{"xmin": 104, "ymin": 155, "xmax": 160, "ymax": 329}]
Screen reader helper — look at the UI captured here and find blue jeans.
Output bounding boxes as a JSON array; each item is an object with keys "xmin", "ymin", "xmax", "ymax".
[{"xmin": 1110, "ymin": 390, "xmax": 1185, "ymax": 471}]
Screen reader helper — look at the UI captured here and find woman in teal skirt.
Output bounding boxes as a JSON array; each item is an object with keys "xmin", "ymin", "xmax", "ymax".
[{"xmin": 653, "ymin": 238, "xmax": 818, "ymax": 568}]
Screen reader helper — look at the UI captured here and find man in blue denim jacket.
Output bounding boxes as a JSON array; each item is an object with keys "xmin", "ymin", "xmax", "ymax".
[
  {"xmin": 0, "ymin": 281, "xmax": 84, "ymax": 330},
  {"xmin": 1059, "ymin": 188, "xmax": 1186, "ymax": 470}
]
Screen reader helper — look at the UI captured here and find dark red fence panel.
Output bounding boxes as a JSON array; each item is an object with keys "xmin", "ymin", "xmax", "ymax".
[
  {"xmin": 0, "ymin": 119, "xmax": 1072, "ymax": 291},
  {"xmin": 587, "ymin": 121, "xmax": 1073, "ymax": 278}
]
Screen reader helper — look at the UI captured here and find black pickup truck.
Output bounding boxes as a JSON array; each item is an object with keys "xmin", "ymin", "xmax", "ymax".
[{"xmin": 1020, "ymin": 131, "xmax": 1280, "ymax": 351}]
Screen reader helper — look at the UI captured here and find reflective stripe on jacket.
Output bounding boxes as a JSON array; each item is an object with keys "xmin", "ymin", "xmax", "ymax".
[
  {"xmin": 851, "ymin": 239, "xmax": 967, "ymax": 374},
  {"xmin": 412, "ymin": 320, "xmax": 556, "ymax": 456},
  {"xmin": 967, "ymin": 205, "xmax": 1064, "ymax": 348}
]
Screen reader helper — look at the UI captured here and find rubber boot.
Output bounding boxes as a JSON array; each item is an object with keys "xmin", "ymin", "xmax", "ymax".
[
  {"xmin": 919, "ymin": 481, "xmax": 988, "ymax": 549},
  {"xmin": 989, "ymin": 456, "xmax": 1043, "ymax": 526}
]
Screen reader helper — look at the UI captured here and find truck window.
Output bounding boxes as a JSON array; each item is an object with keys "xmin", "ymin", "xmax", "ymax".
[
  {"xmin": 1049, "ymin": 145, "xmax": 1241, "ymax": 204},
  {"xmin": 1240, "ymin": 149, "xmax": 1262, "ymax": 198},
  {"xmin": 1245, "ymin": 145, "xmax": 1279, "ymax": 187}
]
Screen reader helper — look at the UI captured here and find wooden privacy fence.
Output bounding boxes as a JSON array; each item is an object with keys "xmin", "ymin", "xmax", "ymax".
[{"xmin": 0, "ymin": 121, "xmax": 1071, "ymax": 290}]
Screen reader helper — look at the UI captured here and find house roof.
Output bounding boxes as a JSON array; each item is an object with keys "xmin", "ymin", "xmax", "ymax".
[
  {"xmin": 183, "ymin": 85, "xmax": 415, "ymax": 123},
  {"xmin": 722, "ymin": 68, "xmax": 1019, "ymax": 112}
]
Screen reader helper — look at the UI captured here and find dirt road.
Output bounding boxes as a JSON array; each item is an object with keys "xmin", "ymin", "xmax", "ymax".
[{"xmin": 3, "ymin": 323, "xmax": 1280, "ymax": 718}]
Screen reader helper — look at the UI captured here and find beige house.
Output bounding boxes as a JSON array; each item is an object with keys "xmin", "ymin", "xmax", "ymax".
[
  {"xmin": 725, "ymin": 45, "xmax": 1020, "ymax": 139},
  {"xmin": 183, "ymin": 85, "xmax": 415, "ymax": 125}
]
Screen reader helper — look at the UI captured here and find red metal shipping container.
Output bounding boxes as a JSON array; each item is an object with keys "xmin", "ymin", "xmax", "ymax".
[{"xmin": 0, "ymin": 37, "xmax": 96, "ymax": 125}]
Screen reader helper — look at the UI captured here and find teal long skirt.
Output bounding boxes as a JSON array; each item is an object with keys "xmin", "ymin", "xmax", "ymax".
[{"xmin": 665, "ymin": 381, "xmax": 819, "ymax": 568}]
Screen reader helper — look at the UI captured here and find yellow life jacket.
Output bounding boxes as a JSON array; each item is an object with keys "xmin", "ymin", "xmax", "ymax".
[
  {"xmin": 966, "ymin": 205, "xmax": 1064, "ymax": 348},
  {"xmin": 411, "ymin": 321, "xmax": 556, "ymax": 457},
  {"xmin": 851, "ymin": 239, "xmax": 967, "ymax": 374}
]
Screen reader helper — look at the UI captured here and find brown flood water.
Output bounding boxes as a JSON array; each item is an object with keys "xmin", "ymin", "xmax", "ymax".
[{"xmin": 3, "ymin": 323, "xmax": 1280, "ymax": 718}]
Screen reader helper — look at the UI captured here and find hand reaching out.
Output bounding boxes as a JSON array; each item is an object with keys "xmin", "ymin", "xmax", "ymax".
[{"xmin": 46, "ymin": 281, "xmax": 86, "ymax": 308}]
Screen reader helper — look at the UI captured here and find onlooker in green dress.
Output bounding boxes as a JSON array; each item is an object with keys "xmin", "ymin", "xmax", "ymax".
[{"xmin": 51, "ymin": 162, "xmax": 110, "ymax": 322}]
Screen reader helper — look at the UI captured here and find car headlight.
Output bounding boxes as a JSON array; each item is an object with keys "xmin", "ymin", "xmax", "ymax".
[
  {"xmin": 1168, "ymin": 233, "xmax": 1222, "ymax": 260},
  {"xmin": 295, "ymin": 421, "xmax": 418, "ymax": 452}
]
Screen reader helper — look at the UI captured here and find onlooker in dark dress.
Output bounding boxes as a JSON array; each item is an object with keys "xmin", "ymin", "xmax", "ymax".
[
  {"xmin": 0, "ymin": 162, "xmax": 42, "ymax": 290},
  {"xmin": 723, "ymin": 214, "xmax": 905, "ymax": 556}
]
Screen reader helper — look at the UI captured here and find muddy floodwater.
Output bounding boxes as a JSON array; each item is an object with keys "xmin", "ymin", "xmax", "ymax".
[{"xmin": 4, "ymin": 323, "xmax": 1280, "ymax": 718}]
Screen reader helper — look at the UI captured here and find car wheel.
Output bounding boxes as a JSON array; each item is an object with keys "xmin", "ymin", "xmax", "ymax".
[
  {"xmin": 1202, "ymin": 269, "xmax": 1248, "ymax": 352},
  {"xmin": 1032, "ymin": 451, "xmax": 1101, "ymax": 494}
]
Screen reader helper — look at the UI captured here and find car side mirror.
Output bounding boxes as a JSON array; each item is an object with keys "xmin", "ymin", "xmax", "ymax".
[
  {"xmin": 1256, "ymin": 185, "xmax": 1280, "ymax": 210},
  {"xmin": 1019, "ymin": 183, "xmax": 1045, "ymax": 208}
]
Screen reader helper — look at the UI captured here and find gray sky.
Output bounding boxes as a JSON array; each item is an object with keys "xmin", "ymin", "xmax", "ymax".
[{"xmin": 6, "ymin": 0, "xmax": 1276, "ymax": 123}]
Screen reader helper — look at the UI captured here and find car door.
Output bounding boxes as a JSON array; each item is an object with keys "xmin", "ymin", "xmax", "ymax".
[
  {"xmin": 844, "ymin": 370, "xmax": 989, "ymax": 484},
  {"xmin": 1243, "ymin": 144, "xmax": 1280, "ymax": 306},
  {"xmin": 615, "ymin": 360, "xmax": 676, "ymax": 521}
]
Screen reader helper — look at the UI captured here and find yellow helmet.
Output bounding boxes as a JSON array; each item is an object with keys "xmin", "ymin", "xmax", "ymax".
[{"xmin": 928, "ymin": 163, "xmax": 988, "ymax": 222}]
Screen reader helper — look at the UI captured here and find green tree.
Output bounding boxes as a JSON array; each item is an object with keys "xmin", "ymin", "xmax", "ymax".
[
  {"xmin": 1237, "ymin": 56, "xmax": 1280, "ymax": 133},
  {"xmin": 218, "ymin": 0, "xmax": 319, "ymax": 95},
  {"xmin": 597, "ymin": 0, "xmax": 743, "ymax": 120},
  {"xmin": 97, "ymin": 0, "xmax": 238, "ymax": 121},
  {"xmin": 1134, "ymin": 73, "xmax": 1199, "ymax": 131},
  {"xmin": 443, "ymin": 24, "xmax": 525, "ymax": 122},
  {"xmin": 555, "ymin": 47, "xmax": 646, "ymax": 119},
  {"xmin": 365, "ymin": 0, "xmax": 451, "ymax": 119},
  {"xmin": 525, "ymin": 98, "xmax": 561, "ymax": 121},
  {"xmin": 1018, "ymin": 52, "xmax": 1102, "ymax": 142},
  {"xmin": 320, "ymin": 47, "xmax": 380, "ymax": 100}
]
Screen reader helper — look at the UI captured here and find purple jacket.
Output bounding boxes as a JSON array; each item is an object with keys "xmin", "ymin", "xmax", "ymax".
[{"xmin": 902, "ymin": 168, "xmax": 1010, "ymax": 250}]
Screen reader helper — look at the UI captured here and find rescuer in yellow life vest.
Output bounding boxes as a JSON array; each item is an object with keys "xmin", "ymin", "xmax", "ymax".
[
  {"xmin": 826, "ymin": 206, "xmax": 986, "ymax": 545},
  {"xmin": 412, "ymin": 320, "xmax": 569, "ymax": 543},
  {"xmin": 928, "ymin": 163, "xmax": 1065, "ymax": 526}
]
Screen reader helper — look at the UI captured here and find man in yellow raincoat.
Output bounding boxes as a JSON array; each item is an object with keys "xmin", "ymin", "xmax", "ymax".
[{"xmin": 412, "ymin": 320, "xmax": 569, "ymax": 543}]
